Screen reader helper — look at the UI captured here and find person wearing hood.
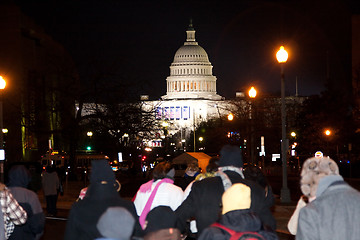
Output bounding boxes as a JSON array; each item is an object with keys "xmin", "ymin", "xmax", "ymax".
[
  {"xmin": 296, "ymin": 156, "xmax": 360, "ymax": 240},
  {"xmin": 198, "ymin": 183, "xmax": 278, "ymax": 240},
  {"xmin": 95, "ymin": 207, "xmax": 135, "ymax": 240},
  {"xmin": 7, "ymin": 165, "xmax": 44, "ymax": 240},
  {"xmin": 175, "ymin": 145, "xmax": 276, "ymax": 237},
  {"xmin": 133, "ymin": 162, "xmax": 183, "ymax": 230},
  {"xmin": 64, "ymin": 159, "xmax": 143, "ymax": 240}
]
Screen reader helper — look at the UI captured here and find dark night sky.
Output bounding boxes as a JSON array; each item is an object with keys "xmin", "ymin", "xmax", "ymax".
[{"xmin": 14, "ymin": 0, "xmax": 360, "ymax": 100}]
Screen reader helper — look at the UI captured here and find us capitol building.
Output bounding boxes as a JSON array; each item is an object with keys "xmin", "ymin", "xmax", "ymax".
[{"xmin": 142, "ymin": 22, "xmax": 235, "ymax": 147}]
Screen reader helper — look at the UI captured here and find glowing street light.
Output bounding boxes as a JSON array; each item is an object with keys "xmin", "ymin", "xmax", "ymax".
[
  {"xmin": 324, "ymin": 129, "xmax": 331, "ymax": 136},
  {"xmin": 248, "ymin": 86, "xmax": 257, "ymax": 165},
  {"xmin": 87, "ymin": 131, "xmax": 93, "ymax": 137},
  {"xmin": 248, "ymin": 86, "xmax": 257, "ymax": 98},
  {"xmin": 227, "ymin": 113, "xmax": 234, "ymax": 121},
  {"xmin": 276, "ymin": 46, "xmax": 291, "ymax": 203},
  {"xmin": 276, "ymin": 46, "xmax": 288, "ymax": 63},
  {"xmin": 198, "ymin": 137, "xmax": 203, "ymax": 142},
  {"xmin": 290, "ymin": 132, "xmax": 296, "ymax": 138}
]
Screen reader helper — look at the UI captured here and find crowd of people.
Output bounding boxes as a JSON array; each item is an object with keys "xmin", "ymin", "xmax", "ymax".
[
  {"xmin": 0, "ymin": 163, "xmax": 62, "ymax": 240},
  {"xmin": 62, "ymin": 144, "xmax": 360, "ymax": 240},
  {"xmin": 1, "ymin": 143, "xmax": 359, "ymax": 240}
]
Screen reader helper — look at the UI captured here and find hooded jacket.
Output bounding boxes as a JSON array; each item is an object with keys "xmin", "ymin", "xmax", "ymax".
[
  {"xmin": 64, "ymin": 160, "xmax": 143, "ymax": 240},
  {"xmin": 7, "ymin": 165, "xmax": 45, "ymax": 240},
  {"xmin": 198, "ymin": 210, "xmax": 278, "ymax": 240}
]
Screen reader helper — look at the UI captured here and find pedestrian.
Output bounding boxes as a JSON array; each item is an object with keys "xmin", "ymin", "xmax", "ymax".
[
  {"xmin": 7, "ymin": 165, "xmax": 45, "ymax": 240},
  {"xmin": 175, "ymin": 145, "xmax": 276, "ymax": 237},
  {"xmin": 42, "ymin": 165, "xmax": 60, "ymax": 216},
  {"xmin": 179, "ymin": 160, "xmax": 200, "ymax": 190},
  {"xmin": 243, "ymin": 165, "xmax": 275, "ymax": 208},
  {"xmin": 198, "ymin": 183, "xmax": 278, "ymax": 240},
  {"xmin": 183, "ymin": 157, "xmax": 219, "ymax": 237},
  {"xmin": 133, "ymin": 162, "xmax": 183, "ymax": 229},
  {"xmin": 64, "ymin": 159, "xmax": 143, "ymax": 240},
  {"xmin": 296, "ymin": 156, "xmax": 360, "ymax": 240},
  {"xmin": 0, "ymin": 182, "xmax": 27, "ymax": 240},
  {"xmin": 143, "ymin": 206, "xmax": 181, "ymax": 240},
  {"xmin": 95, "ymin": 207, "xmax": 135, "ymax": 240},
  {"xmin": 194, "ymin": 156, "xmax": 219, "ymax": 182},
  {"xmin": 183, "ymin": 156, "xmax": 219, "ymax": 199}
]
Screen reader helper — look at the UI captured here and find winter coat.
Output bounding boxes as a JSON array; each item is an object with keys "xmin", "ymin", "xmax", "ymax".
[
  {"xmin": 41, "ymin": 171, "xmax": 59, "ymax": 196},
  {"xmin": 198, "ymin": 209, "xmax": 278, "ymax": 240},
  {"xmin": 64, "ymin": 182, "xmax": 143, "ymax": 240},
  {"xmin": 133, "ymin": 179, "xmax": 184, "ymax": 216},
  {"xmin": 175, "ymin": 171, "xmax": 276, "ymax": 235},
  {"xmin": 297, "ymin": 175, "xmax": 360, "ymax": 240},
  {"xmin": 7, "ymin": 165, "xmax": 45, "ymax": 240}
]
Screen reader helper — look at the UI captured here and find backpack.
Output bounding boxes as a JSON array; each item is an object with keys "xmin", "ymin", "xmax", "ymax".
[{"xmin": 211, "ymin": 222, "xmax": 266, "ymax": 240}]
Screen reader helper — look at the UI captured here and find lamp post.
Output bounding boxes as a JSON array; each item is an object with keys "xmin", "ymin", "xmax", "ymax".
[
  {"xmin": 324, "ymin": 129, "xmax": 332, "ymax": 156},
  {"xmin": 0, "ymin": 76, "xmax": 6, "ymax": 183},
  {"xmin": 276, "ymin": 46, "xmax": 291, "ymax": 203},
  {"xmin": 198, "ymin": 137, "xmax": 203, "ymax": 151},
  {"xmin": 248, "ymin": 86, "xmax": 257, "ymax": 165}
]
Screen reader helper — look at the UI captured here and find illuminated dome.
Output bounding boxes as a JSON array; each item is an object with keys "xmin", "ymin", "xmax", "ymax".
[
  {"xmin": 173, "ymin": 45, "xmax": 209, "ymax": 63},
  {"xmin": 162, "ymin": 21, "xmax": 222, "ymax": 100}
]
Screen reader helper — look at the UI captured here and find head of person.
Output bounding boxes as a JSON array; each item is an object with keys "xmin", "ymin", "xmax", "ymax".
[
  {"xmin": 222, "ymin": 183, "xmax": 251, "ymax": 215},
  {"xmin": 300, "ymin": 156, "xmax": 340, "ymax": 199},
  {"xmin": 218, "ymin": 145, "xmax": 243, "ymax": 169},
  {"xmin": 243, "ymin": 165, "xmax": 268, "ymax": 189},
  {"xmin": 187, "ymin": 161, "xmax": 199, "ymax": 172},
  {"xmin": 8, "ymin": 165, "xmax": 31, "ymax": 188},
  {"xmin": 206, "ymin": 156, "xmax": 219, "ymax": 173},
  {"xmin": 45, "ymin": 165, "xmax": 53, "ymax": 173},
  {"xmin": 152, "ymin": 162, "xmax": 175, "ymax": 181},
  {"xmin": 90, "ymin": 159, "xmax": 117, "ymax": 186},
  {"xmin": 144, "ymin": 206, "xmax": 178, "ymax": 234},
  {"xmin": 97, "ymin": 207, "xmax": 135, "ymax": 240}
]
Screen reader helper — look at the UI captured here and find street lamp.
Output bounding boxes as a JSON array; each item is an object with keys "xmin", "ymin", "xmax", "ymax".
[
  {"xmin": 248, "ymin": 86, "xmax": 257, "ymax": 98},
  {"xmin": 276, "ymin": 46, "xmax": 291, "ymax": 203},
  {"xmin": 227, "ymin": 113, "xmax": 234, "ymax": 121},
  {"xmin": 324, "ymin": 129, "xmax": 331, "ymax": 136},
  {"xmin": 324, "ymin": 129, "xmax": 332, "ymax": 156},
  {"xmin": 0, "ymin": 76, "xmax": 6, "ymax": 183},
  {"xmin": 248, "ymin": 86, "xmax": 257, "ymax": 165}
]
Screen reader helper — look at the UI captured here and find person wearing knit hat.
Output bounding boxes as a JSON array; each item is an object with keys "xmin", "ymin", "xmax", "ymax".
[
  {"xmin": 96, "ymin": 207, "xmax": 135, "ymax": 240},
  {"xmin": 133, "ymin": 162, "xmax": 183, "ymax": 230},
  {"xmin": 176, "ymin": 145, "xmax": 276, "ymax": 237},
  {"xmin": 64, "ymin": 159, "xmax": 144, "ymax": 240},
  {"xmin": 218, "ymin": 145, "xmax": 243, "ymax": 168},
  {"xmin": 143, "ymin": 206, "xmax": 181, "ymax": 240},
  {"xmin": 296, "ymin": 156, "xmax": 360, "ymax": 240},
  {"xmin": 198, "ymin": 183, "xmax": 278, "ymax": 240}
]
